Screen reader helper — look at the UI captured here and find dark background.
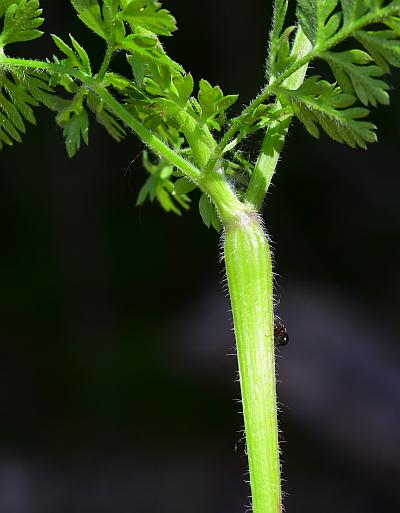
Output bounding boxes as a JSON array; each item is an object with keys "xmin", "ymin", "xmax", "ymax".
[{"xmin": 1, "ymin": 1, "xmax": 399, "ymax": 512}]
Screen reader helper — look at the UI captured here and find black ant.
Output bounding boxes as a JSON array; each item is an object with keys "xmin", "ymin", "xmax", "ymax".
[{"xmin": 274, "ymin": 318, "xmax": 289, "ymax": 347}]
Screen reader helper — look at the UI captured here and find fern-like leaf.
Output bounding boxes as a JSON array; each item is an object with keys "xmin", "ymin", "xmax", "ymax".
[
  {"xmin": 121, "ymin": 0, "xmax": 177, "ymax": 36},
  {"xmin": 296, "ymin": 0, "xmax": 341, "ymax": 46},
  {"xmin": 51, "ymin": 34, "xmax": 92, "ymax": 75},
  {"xmin": 0, "ymin": 0, "xmax": 43, "ymax": 48},
  {"xmin": 323, "ymin": 49, "xmax": 390, "ymax": 106},
  {"xmin": 137, "ymin": 150, "xmax": 191, "ymax": 216},
  {"xmin": 87, "ymin": 91, "xmax": 126, "ymax": 142},
  {"xmin": 0, "ymin": 68, "xmax": 57, "ymax": 151},
  {"xmin": 274, "ymin": 76, "xmax": 377, "ymax": 148},
  {"xmin": 69, "ymin": 0, "xmax": 109, "ymax": 41},
  {"xmin": 355, "ymin": 29, "xmax": 400, "ymax": 72},
  {"xmin": 340, "ymin": 0, "xmax": 369, "ymax": 27}
]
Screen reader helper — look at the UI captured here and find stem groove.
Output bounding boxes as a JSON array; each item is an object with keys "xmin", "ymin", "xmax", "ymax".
[{"xmin": 224, "ymin": 213, "xmax": 280, "ymax": 513}]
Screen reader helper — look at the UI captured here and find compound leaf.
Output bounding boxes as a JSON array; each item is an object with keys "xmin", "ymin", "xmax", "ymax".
[
  {"xmin": 296, "ymin": 0, "xmax": 341, "ymax": 46},
  {"xmin": 323, "ymin": 49, "xmax": 390, "ymax": 106},
  {"xmin": 87, "ymin": 91, "xmax": 126, "ymax": 142},
  {"xmin": 274, "ymin": 76, "xmax": 377, "ymax": 148},
  {"xmin": 70, "ymin": 0, "xmax": 107, "ymax": 39},
  {"xmin": 121, "ymin": 0, "xmax": 177, "ymax": 36},
  {"xmin": 0, "ymin": 0, "xmax": 44, "ymax": 47},
  {"xmin": 355, "ymin": 29, "xmax": 400, "ymax": 72},
  {"xmin": 198, "ymin": 79, "xmax": 238, "ymax": 130},
  {"xmin": 51, "ymin": 34, "xmax": 92, "ymax": 74},
  {"xmin": 56, "ymin": 91, "xmax": 89, "ymax": 158},
  {"xmin": 0, "ymin": 68, "xmax": 58, "ymax": 151}
]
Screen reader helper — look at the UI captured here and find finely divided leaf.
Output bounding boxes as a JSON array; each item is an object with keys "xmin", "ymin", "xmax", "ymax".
[
  {"xmin": 70, "ymin": 0, "xmax": 107, "ymax": 39},
  {"xmin": 55, "ymin": 90, "xmax": 89, "ymax": 158},
  {"xmin": 275, "ymin": 76, "xmax": 377, "ymax": 148},
  {"xmin": 121, "ymin": 0, "xmax": 177, "ymax": 36},
  {"xmin": 87, "ymin": 91, "xmax": 126, "ymax": 142},
  {"xmin": 0, "ymin": 0, "xmax": 44, "ymax": 47},
  {"xmin": 51, "ymin": 34, "xmax": 92, "ymax": 74},
  {"xmin": 323, "ymin": 50, "xmax": 390, "ymax": 106},
  {"xmin": 356, "ymin": 29, "xmax": 400, "ymax": 72},
  {"xmin": 0, "ymin": 68, "xmax": 57, "ymax": 151},
  {"xmin": 137, "ymin": 151, "xmax": 191, "ymax": 215},
  {"xmin": 121, "ymin": 31, "xmax": 183, "ymax": 72},
  {"xmin": 197, "ymin": 79, "xmax": 238, "ymax": 130},
  {"xmin": 62, "ymin": 108, "xmax": 89, "ymax": 158},
  {"xmin": 340, "ymin": 0, "xmax": 368, "ymax": 27},
  {"xmin": 296, "ymin": 0, "xmax": 341, "ymax": 46}
]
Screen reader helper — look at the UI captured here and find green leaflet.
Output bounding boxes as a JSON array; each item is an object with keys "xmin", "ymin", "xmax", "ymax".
[
  {"xmin": 323, "ymin": 49, "xmax": 390, "ymax": 106},
  {"xmin": 71, "ymin": 0, "xmax": 125, "ymax": 41},
  {"xmin": 268, "ymin": 26, "xmax": 296, "ymax": 79},
  {"xmin": 51, "ymin": 34, "xmax": 92, "ymax": 74},
  {"xmin": 0, "ymin": 0, "xmax": 44, "ymax": 48},
  {"xmin": 356, "ymin": 29, "xmax": 400, "ymax": 72},
  {"xmin": 0, "ymin": 68, "xmax": 58, "ymax": 151},
  {"xmin": 385, "ymin": 15, "xmax": 400, "ymax": 35},
  {"xmin": 199, "ymin": 193, "xmax": 221, "ymax": 232},
  {"xmin": 274, "ymin": 76, "xmax": 377, "ymax": 148},
  {"xmin": 270, "ymin": 0, "xmax": 288, "ymax": 44},
  {"xmin": 53, "ymin": 88, "xmax": 126, "ymax": 157},
  {"xmin": 137, "ymin": 151, "xmax": 191, "ymax": 215},
  {"xmin": 121, "ymin": 31, "xmax": 183, "ymax": 72},
  {"xmin": 87, "ymin": 91, "xmax": 126, "ymax": 142},
  {"xmin": 197, "ymin": 79, "xmax": 238, "ymax": 130},
  {"xmin": 296, "ymin": 0, "xmax": 341, "ymax": 46},
  {"xmin": 340, "ymin": 0, "xmax": 368, "ymax": 27},
  {"xmin": 69, "ymin": 0, "xmax": 113, "ymax": 41},
  {"xmin": 121, "ymin": 0, "xmax": 177, "ymax": 36},
  {"xmin": 55, "ymin": 89, "xmax": 89, "ymax": 158},
  {"xmin": 60, "ymin": 107, "xmax": 89, "ymax": 158},
  {"xmin": 268, "ymin": 0, "xmax": 292, "ymax": 78},
  {"xmin": 70, "ymin": 0, "xmax": 176, "ymax": 43},
  {"xmin": 173, "ymin": 177, "xmax": 197, "ymax": 195}
]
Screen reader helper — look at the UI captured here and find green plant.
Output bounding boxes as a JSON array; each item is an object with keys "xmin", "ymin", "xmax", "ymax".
[{"xmin": 1, "ymin": 0, "xmax": 400, "ymax": 511}]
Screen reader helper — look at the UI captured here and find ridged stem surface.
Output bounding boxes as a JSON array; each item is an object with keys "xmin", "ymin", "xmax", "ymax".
[{"xmin": 224, "ymin": 211, "xmax": 279, "ymax": 513}]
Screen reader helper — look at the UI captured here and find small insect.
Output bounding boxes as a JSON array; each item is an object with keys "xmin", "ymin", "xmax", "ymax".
[{"xmin": 274, "ymin": 318, "xmax": 289, "ymax": 347}]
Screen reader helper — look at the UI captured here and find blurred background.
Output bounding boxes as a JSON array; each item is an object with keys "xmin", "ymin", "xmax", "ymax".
[{"xmin": 1, "ymin": 1, "xmax": 399, "ymax": 512}]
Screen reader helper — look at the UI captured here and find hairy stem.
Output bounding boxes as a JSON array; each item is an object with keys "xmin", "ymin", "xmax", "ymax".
[
  {"xmin": 246, "ymin": 27, "xmax": 312, "ymax": 210},
  {"xmin": 205, "ymin": 1, "xmax": 400, "ymax": 172},
  {"xmin": 88, "ymin": 81, "xmax": 203, "ymax": 183},
  {"xmin": 200, "ymin": 173, "xmax": 280, "ymax": 513},
  {"xmin": 176, "ymin": 110, "xmax": 214, "ymax": 168},
  {"xmin": 0, "ymin": 56, "xmax": 203, "ymax": 184},
  {"xmin": 224, "ymin": 209, "xmax": 279, "ymax": 513},
  {"xmin": 97, "ymin": 44, "xmax": 114, "ymax": 81}
]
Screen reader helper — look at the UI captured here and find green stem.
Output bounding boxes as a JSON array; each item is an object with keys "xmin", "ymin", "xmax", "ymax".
[
  {"xmin": 224, "ymin": 208, "xmax": 279, "ymax": 513},
  {"xmin": 0, "ymin": 56, "xmax": 202, "ymax": 184},
  {"xmin": 87, "ymin": 80, "xmax": 202, "ymax": 183},
  {"xmin": 206, "ymin": 1, "xmax": 400, "ymax": 172},
  {"xmin": 176, "ymin": 110, "xmax": 214, "ymax": 168},
  {"xmin": 201, "ymin": 174, "xmax": 279, "ymax": 513},
  {"xmin": 246, "ymin": 27, "xmax": 312, "ymax": 210},
  {"xmin": 97, "ymin": 44, "xmax": 114, "ymax": 81}
]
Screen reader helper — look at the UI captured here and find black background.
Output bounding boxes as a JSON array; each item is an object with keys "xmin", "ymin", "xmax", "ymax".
[{"xmin": 1, "ymin": 1, "xmax": 399, "ymax": 512}]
